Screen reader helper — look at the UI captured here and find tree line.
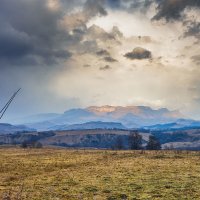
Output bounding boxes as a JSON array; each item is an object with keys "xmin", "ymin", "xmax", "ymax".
[{"xmin": 115, "ymin": 131, "xmax": 161, "ymax": 150}]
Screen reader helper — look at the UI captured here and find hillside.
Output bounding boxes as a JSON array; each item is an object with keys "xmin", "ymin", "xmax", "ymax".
[
  {"xmin": 49, "ymin": 121, "xmax": 126, "ymax": 131},
  {"xmin": 0, "ymin": 123, "xmax": 35, "ymax": 134},
  {"xmin": 1, "ymin": 128, "xmax": 200, "ymax": 150},
  {"xmin": 0, "ymin": 129, "xmax": 148, "ymax": 149},
  {"xmin": 144, "ymin": 119, "xmax": 200, "ymax": 131},
  {"xmin": 152, "ymin": 128, "xmax": 200, "ymax": 150}
]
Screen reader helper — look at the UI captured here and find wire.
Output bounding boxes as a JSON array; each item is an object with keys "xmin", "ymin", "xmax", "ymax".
[{"xmin": 0, "ymin": 88, "xmax": 21, "ymax": 120}]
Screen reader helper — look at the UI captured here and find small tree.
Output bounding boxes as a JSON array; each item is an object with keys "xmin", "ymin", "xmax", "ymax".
[
  {"xmin": 146, "ymin": 135, "xmax": 161, "ymax": 150},
  {"xmin": 128, "ymin": 131, "xmax": 142, "ymax": 150}
]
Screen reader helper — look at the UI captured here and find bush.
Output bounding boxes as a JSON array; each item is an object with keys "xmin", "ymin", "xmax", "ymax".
[
  {"xmin": 20, "ymin": 141, "xmax": 28, "ymax": 148},
  {"xmin": 34, "ymin": 142, "xmax": 43, "ymax": 148}
]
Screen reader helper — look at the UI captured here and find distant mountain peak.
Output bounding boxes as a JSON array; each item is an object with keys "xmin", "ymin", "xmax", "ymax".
[
  {"xmin": 86, "ymin": 105, "xmax": 182, "ymax": 115},
  {"xmin": 87, "ymin": 105, "xmax": 117, "ymax": 113}
]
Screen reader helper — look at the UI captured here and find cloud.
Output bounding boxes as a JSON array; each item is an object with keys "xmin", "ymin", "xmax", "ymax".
[
  {"xmin": 61, "ymin": 0, "xmax": 107, "ymax": 31},
  {"xmin": 99, "ymin": 65, "xmax": 111, "ymax": 70},
  {"xmin": 124, "ymin": 47, "xmax": 152, "ymax": 60},
  {"xmin": 83, "ymin": 64, "xmax": 91, "ymax": 68},
  {"xmin": 184, "ymin": 22, "xmax": 200, "ymax": 39},
  {"xmin": 0, "ymin": 0, "xmax": 73, "ymax": 67},
  {"xmin": 106, "ymin": 0, "xmax": 153, "ymax": 13},
  {"xmin": 96, "ymin": 49, "xmax": 110, "ymax": 56},
  {"xmin": 106, "ymin": 0, "xmax": 121, "ymax": 9},
  {"xmin": 104, "ymin": 56, "xmax": 118, "ymax": 62},
  {"xmin": 111, "ymin": 26, "xmax": 123, "ymax": 38},
  {"xmin": 76, "ymin": 40, "xmax": 99, "ymax": 54},
  {"xmin": 129, "ymin": 0, "xmax": 153, "ymax": 13},
  {"xmin": 87, "ymin": 25, "xmax": 115, "ymax": 41},
  {"xmin": 84, "ymin": 0, "xmax": 107, "ymax": 17},
  {"xmin": 153, "ymin": 0, "xmax": 200, "ymax": 21},
  {"xmin": 191, "ymin": 55, "xmax": 200, "ymax": 64}
]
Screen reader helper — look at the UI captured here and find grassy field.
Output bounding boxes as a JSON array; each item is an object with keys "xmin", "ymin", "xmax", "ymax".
[{"xmin": 0, "ymin": 148, "xmax": 200, "ymax": 200}]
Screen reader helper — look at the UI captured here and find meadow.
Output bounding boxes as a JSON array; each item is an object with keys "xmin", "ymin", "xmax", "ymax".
[{"xmin": 0, "ymin": 148, "xmax": 200, "ymax": 200}]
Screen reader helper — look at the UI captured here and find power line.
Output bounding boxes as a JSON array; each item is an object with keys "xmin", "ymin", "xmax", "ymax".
[{"xmin": 0, "ymin": 88, "xmax": 21, "ymax": 120}]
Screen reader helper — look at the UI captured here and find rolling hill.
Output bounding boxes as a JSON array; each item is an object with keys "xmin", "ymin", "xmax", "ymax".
[
  {"xmin": 143, "ymin": 119, "xmax": 200, "ymax": 131},
  {"xmin": 0, "ymin": 123, "xmax": 35, "ymax": 134},
  {"xmin": 49, "ymin": 121, "xmax": 126, "ymax": 131}
]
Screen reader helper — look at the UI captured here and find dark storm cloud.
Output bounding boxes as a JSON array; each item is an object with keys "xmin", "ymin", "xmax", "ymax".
[
  {"xmin": 0, "ymin": 0, "xmax": 108, "ymax": 67},
  {"xmin": 0, "ymin": 22, "xmax": 32, "ymax": 59},
  {"xmin": 0, "ymin": 0, "xmax": 73, "ymax": 67},
  {"xmin": 153, "ymin": 0, "xmax": 200, "ymax": 21},
  {"xmin": 106, "ymin": 0, "xmax": 121, "ymax": 9},
  {"xmin": 104, "ymin": 56, "xmax": 118, "ymax": 62},
  {"xmin": 106, "ymin": 0, "xmax": 153, "ymax": 12},
  {"xmin": 84, "ymin": 0, "xmax": 107, "ymax": 18},
  {"xmin": 124, "ymin": 47, "xmax": 152, "ymax": 60},
  {"xmin": 60, "ymin": 0, "xmax": 85, "ymax": 11},
  {"xmin": 129, "ymin": 0, "xmax": 153, "ymax": 13}
]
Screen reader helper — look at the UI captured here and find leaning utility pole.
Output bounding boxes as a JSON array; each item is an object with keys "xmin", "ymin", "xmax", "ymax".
[{"xmin": 0, "ymin": 88, "xmax": 21, "ymax": 120}]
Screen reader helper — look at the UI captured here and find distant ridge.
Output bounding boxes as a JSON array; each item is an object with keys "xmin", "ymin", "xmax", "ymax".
[
  {"xmin": 49, "ymin": 121, "xmax": 127, "ymax": 131},
  {"xmin": 0, "ymin": 123, "xmax": 35, "ymax": 134},
  {"xmin": 12, "ymin": 105, "xmax": 187, "ymax": 131},
  {"xmin": 144, "ymin": 118, "xmax": 200, "ymax": 131}
]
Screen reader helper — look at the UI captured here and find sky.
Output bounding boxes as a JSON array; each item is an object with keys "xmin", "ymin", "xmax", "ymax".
[{"xmin": 0, "ymin": 0, "xmax": 200, "ymax": 122}]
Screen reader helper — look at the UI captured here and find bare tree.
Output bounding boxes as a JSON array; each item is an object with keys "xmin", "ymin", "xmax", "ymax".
[
  {"xmin": 146, "ymin": 135, "xmax": 161, "ymax": 150},
  {"xmin": 128, "ymin": 131, "xmax": 142, "ymax": 150}
]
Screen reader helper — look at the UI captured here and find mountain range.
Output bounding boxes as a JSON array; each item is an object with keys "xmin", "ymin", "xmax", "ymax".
[{"xmin": 11, "ymin": 105, "xmax": 188, "ymax": 131}]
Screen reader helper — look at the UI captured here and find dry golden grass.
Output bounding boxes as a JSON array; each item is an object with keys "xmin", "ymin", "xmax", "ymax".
[{"xmin": 0, "ymin": 148, "xmax": 200, "ymax": 199}]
